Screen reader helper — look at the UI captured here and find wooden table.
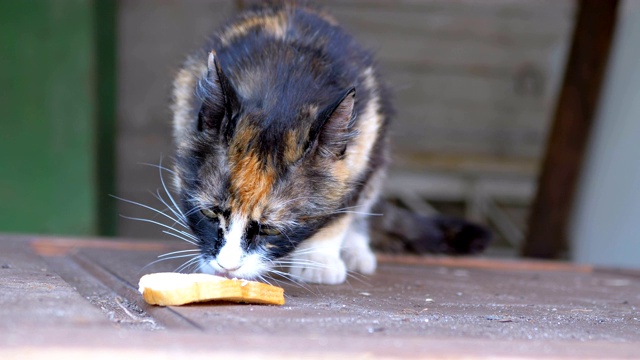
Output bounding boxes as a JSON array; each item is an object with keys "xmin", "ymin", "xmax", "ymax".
[{"xmin": 1, "ymin": 235, "xmax": 639, "ymax": 359}]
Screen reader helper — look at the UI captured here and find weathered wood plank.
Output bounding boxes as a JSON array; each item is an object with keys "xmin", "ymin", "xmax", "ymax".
[{"xmin": 3, "ymin": 234, "xmax": 640, "ymax": 359}]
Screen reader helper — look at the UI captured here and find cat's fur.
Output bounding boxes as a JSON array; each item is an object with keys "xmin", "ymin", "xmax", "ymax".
[{"xmin": 171, "ymin": 2, "xmax": 489, "ymax": 284}]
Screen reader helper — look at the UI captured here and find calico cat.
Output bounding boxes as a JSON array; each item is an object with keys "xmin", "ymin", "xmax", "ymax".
[{"xmin": 170, "ymin": 2, "xmax": 490, "ymax": 284}]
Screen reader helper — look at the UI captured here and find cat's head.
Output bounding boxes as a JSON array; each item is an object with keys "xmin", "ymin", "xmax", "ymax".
[{"xmin": 173, "ymin": 51, "xmax": 358, "ymax": 279}]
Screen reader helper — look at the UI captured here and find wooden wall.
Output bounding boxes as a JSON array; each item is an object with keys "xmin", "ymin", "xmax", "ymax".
[{"xmin": 324, "ymin": 1, "xmax": 575, "ymax": 174}]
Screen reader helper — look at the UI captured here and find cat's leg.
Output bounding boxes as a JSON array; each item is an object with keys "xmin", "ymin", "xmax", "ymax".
[
  {"xmin": 288, "ymin": 215, "xmax": 351, "ymax": 284},
  {"xmin": 341, "ymin": 216, "xmax": 377, "ymax": 274},
  {"xmin": 340, "ymin": 166, "xmax": 384, "ymax": 274}
]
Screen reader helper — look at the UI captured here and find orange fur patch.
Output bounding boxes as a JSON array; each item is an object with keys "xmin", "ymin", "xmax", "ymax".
[
  {"xmin": 284, "ymin": 130, "xmax": 303, "ymax": 164},
  {"xmin": 229, "ymin": 125, "xmax": 276, "ymax": 217},
  {"xmin": 230, "ymin": 151, "xmax": 275, "ymax": 217}
]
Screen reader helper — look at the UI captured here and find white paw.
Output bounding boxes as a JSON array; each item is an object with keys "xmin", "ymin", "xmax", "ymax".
[
  {"xmin": 342, "ymin": 246, "xmax": 377, "ymax": 274},
  {"xmin": 288, "ymin": 253, "xmax": 347, "ymax": 284}
]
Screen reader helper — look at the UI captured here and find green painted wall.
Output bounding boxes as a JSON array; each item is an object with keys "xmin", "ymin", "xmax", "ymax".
[{"xmin": 0, "ymin": 0, "xmax": 116, "ymax": 236}]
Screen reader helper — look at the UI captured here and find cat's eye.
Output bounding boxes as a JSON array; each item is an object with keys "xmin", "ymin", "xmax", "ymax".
[
  {"xmin": 200, "ymin": 208, "xmax": 217, "ymax": 219},
  {"xmin": 259, "ymin": 225, "xmax": 281, "ymax": 237}
]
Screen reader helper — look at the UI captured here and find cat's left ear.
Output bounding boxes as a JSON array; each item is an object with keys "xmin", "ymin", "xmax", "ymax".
[
  {"xmin": 314, "ymin": 87, "xmax": 357, "ymax": 159},
  {"xmin": 196, "ymin": 50, "xmax": 239, "ymax": 140}
]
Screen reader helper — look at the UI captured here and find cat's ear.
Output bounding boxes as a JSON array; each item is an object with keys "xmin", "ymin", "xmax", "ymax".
[
  {"xmin": 314, "ymin": 87, "xmax": 357, "ymax": 159},
  {"xmin": 196, "ymin": 50, "xmax": 239, "ymax": 139}
]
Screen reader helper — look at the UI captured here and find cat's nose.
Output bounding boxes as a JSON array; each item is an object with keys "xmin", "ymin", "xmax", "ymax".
[
  {"xmin": 216, "ymin": 238, "xmax": 243, "ymax": 272},
  {"xmin": 216, "ymin": 260, "xmax": 240, "ymax": 272}
]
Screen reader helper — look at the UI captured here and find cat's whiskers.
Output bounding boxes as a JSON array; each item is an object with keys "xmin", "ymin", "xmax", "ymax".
[
  {"xmin": 267, "ymin": 270, "xmax": 311, "ymax": 290},
  {"xmin": 277, "ymin": 228, "xmax": 297, "ymax": 249},
  {"xmin": 264, "ymin": 267, "xmax": 315, "ymax": 293},
  {"xmin": 162, "ymin": 230, "xmax": 199, "ymax": 246},
  {"xmin": 139, "ymin": 161, "xmax": 177, "ymax": 175},
  {"xmin": 256, "ymin": 273, "xmax": 275, "ymax": 287},
  {"xmin": 155, "ymin": 158, "xmax": 189, "ymax": 224},
  {"xmin": 344, "ymin": 271, "xmax": 373, "ymax": 287},
  {"xmin": 294, "ymin": 204, "xmax": 382, "ymax": 221},
  {"xmin": 154, "ymin": 253, "xmax": 199, "ymax": 262},
  {"xmin": 336, "ymin": 204, "xmax": 368, "ymax": 210},
  {"xmin": 157, "ymin": 248, "xmax": 200, "ymax": 258},
  {"xmin": 138, "ymin": 253, "xmax": 199, "ymax": 274},
  {"xmin": 127, "ymin": 159, "xmax": 191, "ymax": 229},
  {"xmin": 183, "ymin": 204, "xmax": 203, "ymax": 218},
  {"xmin": 273, "ymin": 258, "xmax": 328, "ymax": 269},
  {"xmin": 332, "ymin": 210, "xmax": 383, "ymax": 217},
  {"xmin": 115, "ymin": 160, "xmax": 207, "ymax": 276},
  {"xmin": 112, "ymin": 195, "xmax": 188, "ymax": 229},
  {"xmin": 175, "ymin": 256, "xmax": 202, "ymax": 273},
  {"xmin": 259, "ymin": 254, "xmax": 317, "ymax": 292},
  {"xmin": 284, "ymin": 245, "xmax": 334, "ymax": 256},
  {"xmin": 119, "ymin": 214, "xmax": 198, "ymax": 247},
  {"xmin": 331, "ymin": 204, "xmax": 383, "ymax": 217},
  {"xmin": 276, "ymin": 220, "xmax": 298, "ymax": 232},
  {"xmin": 152, "ymin": 190, "xmax": 187, "ymax": 227}
]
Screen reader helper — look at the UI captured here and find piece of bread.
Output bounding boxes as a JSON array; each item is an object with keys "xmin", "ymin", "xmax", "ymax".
[{"xmin": 139, "ymin": 272, "xmax": 285, "ymax": 306}]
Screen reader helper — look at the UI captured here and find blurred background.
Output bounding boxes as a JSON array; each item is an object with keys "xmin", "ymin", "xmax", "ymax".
[{"xmin": 1, "ymin": 0, "xmax": 638, "ymax": 268}]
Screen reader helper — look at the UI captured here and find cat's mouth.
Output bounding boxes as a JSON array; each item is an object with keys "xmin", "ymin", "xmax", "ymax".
[
  {"xmin": 206, "ymin": 267, "xmax": 243, "ymax": 280},
  {"xmin": 212, "ymin": 270, "xmax": 234, "ymax": 279},
  {"xmin": 198, "ymin": 256, "xmax": 263, "ymax": 280},
  {"xmin": 212, "ymin": 264, "xmax": 240, "ymax": 279}
]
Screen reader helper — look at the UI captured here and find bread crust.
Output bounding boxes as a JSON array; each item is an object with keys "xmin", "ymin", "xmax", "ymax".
[{"xmin": 139, "ymin": 272, "xmax": 285, "ymax": 306}]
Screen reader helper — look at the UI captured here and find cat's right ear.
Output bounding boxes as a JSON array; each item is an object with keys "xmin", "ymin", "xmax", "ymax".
[
  {"xmin": 311, "ymin": 87, "xmax": 357, "ymax": 159},
  {"xmin": 195, "ymin": 51, "xmax": 239, "ymax": 139}
]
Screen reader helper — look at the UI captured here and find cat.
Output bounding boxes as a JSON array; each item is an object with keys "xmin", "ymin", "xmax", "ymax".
[{"xmin": 169, "ymin": 2, "xmax": 490, "ymax": 284}]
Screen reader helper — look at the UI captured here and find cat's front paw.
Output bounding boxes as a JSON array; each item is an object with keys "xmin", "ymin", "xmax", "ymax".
[
  {"xmin": 342, "ymin": 246, "xmax": 377, "ymax": 274},
  {"xmin": 341, "ymin": 230, "xmax": 377, "ymax": 274},
  {"xmin": 288, "ymin": 253, "xmax": 347, "ymax": 284}
]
